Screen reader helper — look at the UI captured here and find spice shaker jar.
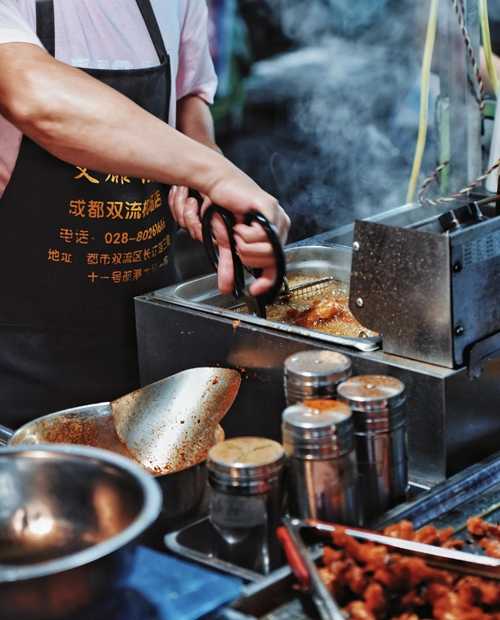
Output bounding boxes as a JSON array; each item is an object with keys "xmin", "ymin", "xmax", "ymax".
[
  {"xmin": 284, "ymin": 350, "xmax": 352, "ymax": 405},
  {"xmin": 337, "ymin": 375, "xmax": 407, "ymax": 524},
  {"xmin": 282, "ymin": 400, "xmax": 361, "ymax": 525},
  {"xmin": 207, "ymin": 437, "xmax": 285, "ymax": 572}
]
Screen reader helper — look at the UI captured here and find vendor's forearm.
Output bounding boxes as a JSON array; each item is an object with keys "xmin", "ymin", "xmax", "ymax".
[
  {"xmin": 176, "ymin": 94, "xmax": 221, "ymax": 153},
  {"xmin": 0, "ymin": 43, "xmax": 230, "ymax": 194}
]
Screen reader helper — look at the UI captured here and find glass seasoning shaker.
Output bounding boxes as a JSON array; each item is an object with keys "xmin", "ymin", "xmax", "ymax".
[
  {"xmin": 207, "ymin": 437, "xmax": 285, "ymax": 573},
  {"xmin": 337, "ymin": 375, "xmax": 407, "ymax": 525},
  {"xmin": 284, "ymin": 350, "xmax": 352, "ymax": 405},
  {"xmin": 282, "ymin": 400, "xmax": 361, "ymax": 525}
]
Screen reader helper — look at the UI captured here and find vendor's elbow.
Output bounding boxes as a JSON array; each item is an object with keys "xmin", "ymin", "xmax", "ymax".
[{"xmin": 1, "ymin": 72, "xmax": 60, "ymax": 142}]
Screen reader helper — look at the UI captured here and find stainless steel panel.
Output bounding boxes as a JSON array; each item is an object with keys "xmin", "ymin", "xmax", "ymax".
[
  {"xmin": 135, "ymin": 297, "xmax": 452, "ymax": 486},
  {"xmin": 376, "ymin": 449, "xmax": 500, "ymax": 530},
  {"xmin": 450, "ymin": 218, "xmax": 500, "ymax": 366},
  {"xmin": 350, "ymin": 221, "xmax": 454, "ymax": 366},
  {"xmin": 152, "ymin": 245, "xmax": 380, "ymax": 353}
]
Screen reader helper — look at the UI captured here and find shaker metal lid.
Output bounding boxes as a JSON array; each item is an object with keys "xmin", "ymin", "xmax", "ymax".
[
  {"xmin": 283, "ymin": 401, "xmax": 351, "ymax": 427},
  {"xmin": 284, "ymin": 350, "xmax": 352, "ymax": 385},
  {"xmin": 282, "ymin": 402, "xmax": 353, "ymax": 458},
  {"xmin": 337, "ymin": 375, "xmax": 405, "ymax": 411},
  {"xmin": 207, "ymin": 436, "xmax": 284, "ymax": 481}
]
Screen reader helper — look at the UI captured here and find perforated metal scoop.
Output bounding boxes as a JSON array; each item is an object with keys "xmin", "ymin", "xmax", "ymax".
[{"xmin": 111, "ymin": 367, "xmax": 241, "ymax": 475}]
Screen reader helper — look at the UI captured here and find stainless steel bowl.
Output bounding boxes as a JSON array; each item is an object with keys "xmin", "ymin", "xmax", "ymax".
[{"xmin": 0, "ymin": 445, "xmax": 162, "ymax": 620}]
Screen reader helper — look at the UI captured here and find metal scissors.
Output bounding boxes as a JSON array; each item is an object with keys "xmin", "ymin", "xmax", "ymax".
[{"xmin": 200, "ymin": 201, "xmax": 287, "ymax": 318}]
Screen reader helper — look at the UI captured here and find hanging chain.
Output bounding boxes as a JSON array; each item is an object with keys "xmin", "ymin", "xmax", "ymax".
[
  {"xmin": 418, "ymin": 0, "xmax": 489, "ymax": 206},
  {"xmin": 418, "ymin": 157, "xmax": 500, "ymax": 206}
]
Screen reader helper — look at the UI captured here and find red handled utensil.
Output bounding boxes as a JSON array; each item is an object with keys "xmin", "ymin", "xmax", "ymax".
[
  {"xmin": 276, "ymin": 526, "xmax": 310, "ymax": 591},
  {"xmin": 277, "ymin": 516, "xmax": 347, "ymax": 620}
]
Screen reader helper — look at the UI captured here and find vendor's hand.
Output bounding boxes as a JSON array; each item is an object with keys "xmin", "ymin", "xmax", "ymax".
[
  {"xmin": 167, "ymin": 186, "xmax": 236, "ymax": 296},
  {"xmin": 205, "ymin": 170, "xmax": 290, "ymax": 296},
  {"xmin": 168, "ymin": 185, "xmax": 210, "ymax": 242}
]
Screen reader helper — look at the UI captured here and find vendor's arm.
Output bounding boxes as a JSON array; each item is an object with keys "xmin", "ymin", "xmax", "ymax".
[
  {"xmin": 169, "ymin": 0, "xmax": 225, "ymax": 245},
  {"xmin": 0, "ymin": 43, "xmax": 289, "ymax": 294},
  {"xmin": 176, "ymin": 94, "xmax": 220, "ymax": 153},
  {"xmin": 169, "ymin": 94, "xmax": 221, "ymax": 242}
]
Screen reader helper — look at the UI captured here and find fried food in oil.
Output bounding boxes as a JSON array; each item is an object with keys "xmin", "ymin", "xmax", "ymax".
[
  {"xmin": 286, "ymin": 297, "xmax": 354, "ymax": 328},
  {"xmin": 318, "ymin": 523, "xmax": 500, "ymax": 619},
  {"xmin": 264, "ymin": 277, "xmax": 377, "ymax": 339}
]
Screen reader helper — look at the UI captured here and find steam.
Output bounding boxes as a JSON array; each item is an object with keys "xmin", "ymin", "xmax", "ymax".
[{"xmin": 226, "ymin": 0, "xmax": 435, "ymax": 240}]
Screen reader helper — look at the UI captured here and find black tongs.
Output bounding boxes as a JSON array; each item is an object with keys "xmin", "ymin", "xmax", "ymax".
[{"xmin": 201, "ymin": 203, "xmax": 287, "ymax": 318}]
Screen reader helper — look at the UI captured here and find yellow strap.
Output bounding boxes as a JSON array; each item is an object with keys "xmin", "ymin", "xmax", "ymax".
[
  {"xmin": 479, "ymin": 0, "xmax": 499, "ymax": 95},
  {"xmin": 406, "ymin": 0, "xmax": 439, "ymax": 205}
]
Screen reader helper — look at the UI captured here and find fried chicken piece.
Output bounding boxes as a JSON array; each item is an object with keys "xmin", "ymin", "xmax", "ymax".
[
  {"xmin": 427, "ymin": 583, "xmax": 493, "ymax": 620},
  {"xmin": 456, "ymin": 576, "xmax": 500, "ymax": 607},
  {"xmin": 398, "ymin": 523, "xmax": 459, "ymax": 548},
  {"xmin": 320, "ymin": 558, "xmax": 355, "ymax": 600},
  {"xmin": 479, "ymin": 537, "xmax": 500, "ymax": 559},
  {"xmin": 289, "ymin": 296, "xmax": 355, "ymax": 328},
  {"xmin": 373, "ymin": 565, "xmax": 406, "ymax": 591},
  {"xmin": 383, "ymin": 521, "xmax": 461, "ymax": 548},
  {"xmin": 466, "ymin": 516, "xmax": 500, "ymax": 558},
  {"xmin": 332, "ymin": 529, "xmax": 389, "ymax": 570},
  {"xmin": 400, "ymin": 588, "xmax": 427, "ymax": 609},
  {"xmin": 323, "ymin": 545, "xmax": 344, "ymax": 565},
  {"xmin": 373, "ymin": 555, "xmax": 451, "ymax": 592},
  {"xmin": 414, "ymin": 524, "xmax": 442, "ymax": 545},
  {"xmin": 435, "ymin": 527, "xmax": 458, "ymax": 544},
  {"xmin": 345, "ymin": 563, "xmax": 368, "ymax": 595},
  {"xmin": 391, "ymin": 614, "xmax": 420, "ymax": 620},
  {"xmin": 383, "ymin": 520, "xmax": 416, "ymax": 540},
  {"xmin": 442, "ymin": 537, "xmax": 465, "ymax": 550},
  {"xmin": 344, "ymin": 600, "xmax": 377, "ymax": 620},
  {"xmin": 364, "ymin": 582, "xmax": 386, "ymax": 615},
  {"xmin": 467, "ymin": 517, "xmax": 500, "ymax": 539},
  {"xmin": 397, "ymin": 556, "xmax": 453, "ymax": 588},
  {"xmin": 318, "ymin": 566, "xmax": 336, "ymax": 590}
]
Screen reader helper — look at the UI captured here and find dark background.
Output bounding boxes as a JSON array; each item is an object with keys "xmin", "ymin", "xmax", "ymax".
[{"xmin": 208, "ymin": 0, "xmax": 500, "ymax": 242}]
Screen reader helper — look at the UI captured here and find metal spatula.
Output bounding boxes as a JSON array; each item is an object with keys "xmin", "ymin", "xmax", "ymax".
[{"xmin": 111, "ymin": 367, "xmax": 241, "ymax": 475}]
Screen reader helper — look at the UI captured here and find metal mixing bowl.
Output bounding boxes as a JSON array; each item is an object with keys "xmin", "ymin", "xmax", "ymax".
[{"xmin": 0, "ymin": 445, "xmax": 162, "ymax": 620}]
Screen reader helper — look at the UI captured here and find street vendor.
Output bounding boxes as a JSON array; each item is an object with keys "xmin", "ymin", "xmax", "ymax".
[{"xmin": 0, "ymin": 0, "xmax": 290, "ymax": 428}]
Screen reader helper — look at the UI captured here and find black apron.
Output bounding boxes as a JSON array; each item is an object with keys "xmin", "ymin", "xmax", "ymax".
[{"xmin": 0, "ymin": 0, "xmax": 175, "ymax": 427}]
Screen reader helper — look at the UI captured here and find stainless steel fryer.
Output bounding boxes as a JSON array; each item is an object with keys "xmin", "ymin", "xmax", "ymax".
[
  {"xmin": 350, "ymin": 202, "xmax": 500, "ymax": 372},
  {"xmin": 152, "ymin": 245, "xmax": 380, "ymax": 353}
]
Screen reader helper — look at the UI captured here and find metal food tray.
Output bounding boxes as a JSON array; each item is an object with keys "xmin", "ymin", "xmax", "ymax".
[
  {"xmin": 207, "ymin": 451, "xmax": 500, "ymax": 619},
  {"xmin": 165, "ymin": 518, "xmax": 322, "ymax": 620},
  {"xmin": 152, "ymin": 245, "xmax": 381, "ymax": 353},
  {"xmin": 375, "ymin": 448, "xmax": 500, "ymax": 536}
]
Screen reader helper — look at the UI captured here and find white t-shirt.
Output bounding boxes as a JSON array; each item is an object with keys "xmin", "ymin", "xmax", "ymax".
[{"xmin": 0, "ymin": 0, "xmax": 217, "ymax": 196}]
